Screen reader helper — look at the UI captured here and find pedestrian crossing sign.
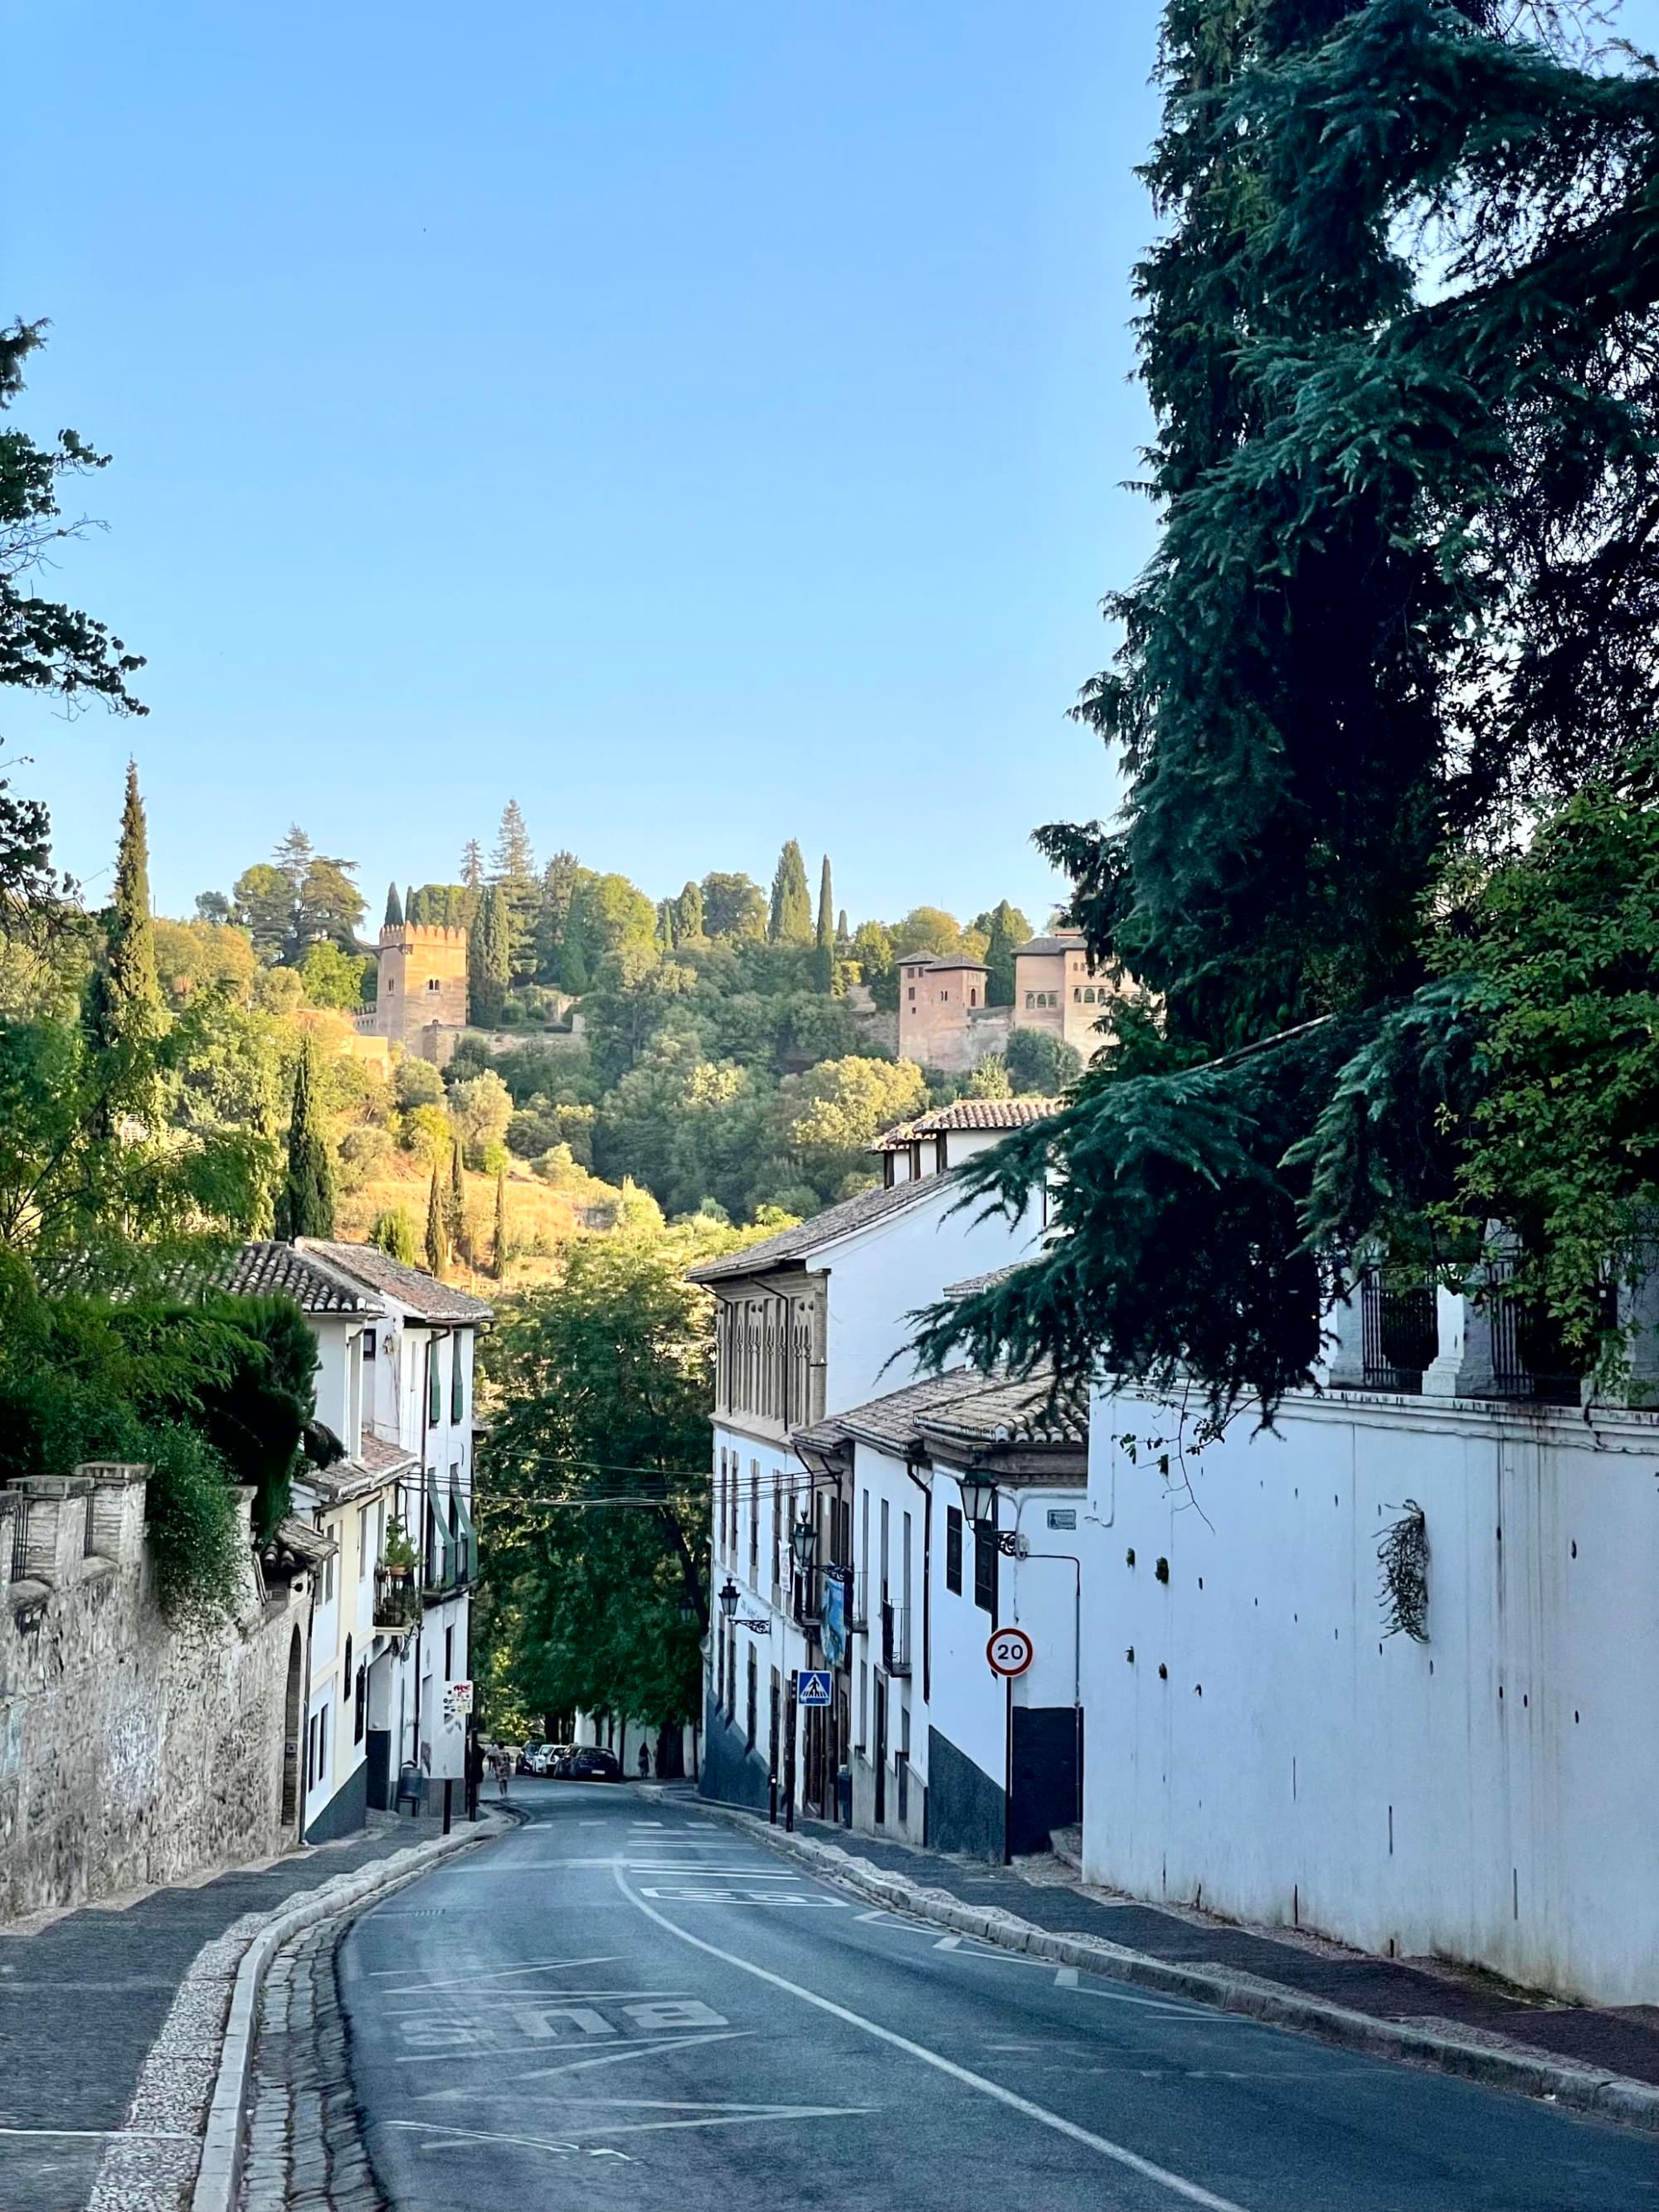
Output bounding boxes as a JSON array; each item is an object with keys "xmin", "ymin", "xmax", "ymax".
[{"xmin": 795, "ymin": 1669, "xmax": 833, "ymax": 1706}]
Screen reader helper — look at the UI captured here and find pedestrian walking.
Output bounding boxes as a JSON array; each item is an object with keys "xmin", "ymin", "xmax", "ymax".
[
  {"xmin": 637, "ymin": 1741, "xmax": 651, "ymax": 1780},
  {"xmin": 496, "ymin": 1748, "xmax": 511, "ymax": 1799}
]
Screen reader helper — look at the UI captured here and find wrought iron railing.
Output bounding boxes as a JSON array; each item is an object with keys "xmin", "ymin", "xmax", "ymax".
[
  {"xmin": 374, "ymin": 1568, "xmax": 422, "ymax": 1630},
  {"xmin": 1484, "ymin": 1257, "xmax": 1591, "ymax": 1407},
  {"xmin": 1360, "ymin": 1267, "xmax": 1438, "ymax": 1393},
  {"xmin": 881, "ymin": 1600, "xmax": 912, "ymax": 1676}
]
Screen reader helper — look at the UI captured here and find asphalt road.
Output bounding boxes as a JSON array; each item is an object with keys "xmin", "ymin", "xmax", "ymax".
[{"xmin": 338, "ymin": 1784, "xmax": 1658, "ymax": 2212}]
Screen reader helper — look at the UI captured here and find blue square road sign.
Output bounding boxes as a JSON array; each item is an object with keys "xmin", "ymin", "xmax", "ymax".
[{"xmin": 795, "ymin": 1669, "xmax": 833, "ymax": 1707}]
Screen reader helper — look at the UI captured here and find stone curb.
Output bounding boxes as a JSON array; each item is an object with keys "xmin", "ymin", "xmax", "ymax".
[
  {"xmin": 191, "ymin": 1811, "xmax": 514, "ymax": 2212},
  {"xmin": 699, "ymin": 1802, "xmax": 1659, "ymax": 2135}
]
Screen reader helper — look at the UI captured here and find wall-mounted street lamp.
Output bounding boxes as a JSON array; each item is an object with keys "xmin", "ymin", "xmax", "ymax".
[
  {"xmin": 716, "ymin": 1576, "xmax": 771, "ymax": 1635},
  {"xmin": 789, "ymin": 1515, "xmax": 818, "ymax": 1573},
  {"xmin": 956, "ymin": 1469, "xmax": 999, "ymax": 1528}
]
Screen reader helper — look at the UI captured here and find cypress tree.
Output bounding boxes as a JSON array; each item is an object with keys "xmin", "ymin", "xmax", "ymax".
[
  {"xmin": 469, "ymin": 882, "xmax": 512, "ymax": 1024},
  {"xmin": 275, "ymin": 1036, "xmax": 335, "ymax": 1239},
  {"xmin": 812, "ymin": 855, "xmax": 835, "ymax": 991},
  {"xmin": 493, "ymin": 1167, "xmax": 508, "ymax": 1280},
  {"xmin": 384, "ymin": 881, "xmax": 404, "ymax": 929},
  {"xmin": 836, "ymin": 908, "xmax": 849, "ymax": 950},
  {"xmin": 425, "ymin": 1161, "xmax": 447, "ymax": 1277},
  {"xmin": 674, "ymin": 879, "xmax": 703, "ymax": 943},
  {"xmin": 449, "ymin": 1137, "xmax": 466, "ymax": 1257},
  {"xmin": 983, "ymin": 900, "xmax": 1026, "ymax": 1009},
  {"xmin": 405, "ymin": 883, "xmax": 419, "ymax": 926},
  {"xmin": 90, "ymin": 761, "xmax": 167, "ymax": 1130},
  {"xmin": 767, "ymin": 840, "xmax": 813, "ymax": 944}
]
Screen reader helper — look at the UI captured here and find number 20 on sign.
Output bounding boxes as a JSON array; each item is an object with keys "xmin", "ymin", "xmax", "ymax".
[{"xmin": 986, "ymin": 1626, "xmax": 1034, "ymax": 1678}]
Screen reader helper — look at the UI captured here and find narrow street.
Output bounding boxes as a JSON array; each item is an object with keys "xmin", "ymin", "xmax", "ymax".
[{"xmin": 337, "ymin": 1786, "xmax": 1657, "ymax": 2212}]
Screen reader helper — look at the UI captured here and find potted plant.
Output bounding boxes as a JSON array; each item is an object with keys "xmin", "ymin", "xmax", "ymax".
[{"xmin": 383, "ymin": 1518, "xmax": 417, "ymax": 1583}]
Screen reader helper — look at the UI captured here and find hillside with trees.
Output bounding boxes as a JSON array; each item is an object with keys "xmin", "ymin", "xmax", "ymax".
[{"xmin": 187, "ymin": 804, "xmax": 1059, "ymax": 1231}]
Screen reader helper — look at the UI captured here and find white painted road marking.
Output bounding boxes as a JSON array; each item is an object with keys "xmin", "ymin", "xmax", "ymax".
[
  {"xmin": 638, "ymin": 1886, "xmax": 850, "ymax": 1906},
  {"xmin": 615, "ymin": 1866, "xmax": 1251, "ymax": 2212}
]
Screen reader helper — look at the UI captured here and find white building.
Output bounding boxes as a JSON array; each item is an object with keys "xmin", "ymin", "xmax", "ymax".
[
  {"xmin": 1079, "ymin": 1268, "xmax": 1659, "ymax": 2005},
  {"xmin": 225, "ymin": 1242, "xmax": 490, "ymax": 1840},
  {"xmin": 794, "ymin": 1364, "xmax": 1086, "ymax": 1855},
  {"xmin": 688, "ymin": 1103, "xmax": 1050, "ymax": 1819}
]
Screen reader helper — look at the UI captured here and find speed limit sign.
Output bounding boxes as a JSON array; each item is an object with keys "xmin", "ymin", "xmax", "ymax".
[{"xmin": 986, "ymin": 1625, "xmax": 1034, "ymax": 1677}]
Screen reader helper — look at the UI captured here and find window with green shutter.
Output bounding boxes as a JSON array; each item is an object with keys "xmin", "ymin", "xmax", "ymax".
[
  {"xmin": 450, "ymin": 1334, "xmax": 464, "ymax": 1425},
  {"xmin": 427, "ymin": 1339, "xmax": 441, "ymax": 1427}
]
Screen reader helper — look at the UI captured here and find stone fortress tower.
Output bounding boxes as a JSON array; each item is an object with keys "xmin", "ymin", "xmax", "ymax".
[
  {"xmin": 896, "ymin": 929, "xmax": 1127, "ymax": 1074},
  {"xmin": 356, "ymin": 922, "xmax": 469, "ymax": 1066}
]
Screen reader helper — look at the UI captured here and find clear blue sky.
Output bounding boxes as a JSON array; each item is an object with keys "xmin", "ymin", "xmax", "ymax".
[{"xmin": 6, "ymin": 3, "xmax": 1165, "ymax": 925}]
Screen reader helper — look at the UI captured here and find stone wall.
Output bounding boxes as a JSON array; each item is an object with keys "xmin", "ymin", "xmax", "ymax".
[{"xmin": 0, "ymin": 1468, "xmax": 309, "ymax": 1922}]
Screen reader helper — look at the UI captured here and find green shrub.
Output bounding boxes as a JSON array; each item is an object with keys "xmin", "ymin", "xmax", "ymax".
[{"xmin": 141, "ymin": 1421, "xmax": 246, "ymax": 1631}]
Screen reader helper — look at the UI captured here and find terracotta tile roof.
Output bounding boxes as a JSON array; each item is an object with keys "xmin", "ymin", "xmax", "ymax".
[
  {"xmin": 912, "ymin": 1097, "xmax": 1060, "ymax": 1133},
  {"xmin": 687, "ymin": 1175, "xmax": 952, "ymax": 1284},
  {"xmin": 221, "ymin": 1242, "xmax": 385, "ymax": 1315},
  {"xmin": 1013, "ymin": 933, "xmax": 1087, "ymax": 957},
  {"xmin": 360, "ymin": 1433, "xmax": 421, "ymax": 1475},
  {"xmin": 869, "ymin": 1098, "xmax": 1060, "ymax": 1155},
  {"xmin": 794, "ymin": 1369, "xmax": 981, "ymax": 1456},
  {"xmin": 917, "ymin": 1369, "xmax": 1088, "ymax": 1449},
  {"xmin": 795, "ymin": 1361, "xmax": 1087, "ymax": 1461},
  {"xmin": 296, "ymin": 1241, "xmax": 494, "ymax": 1325}
]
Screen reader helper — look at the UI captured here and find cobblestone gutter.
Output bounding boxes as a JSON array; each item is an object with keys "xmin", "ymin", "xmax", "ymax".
[{"xmin": 240, "ymin": 1921, "xmax": 381, "ymax": 2212}]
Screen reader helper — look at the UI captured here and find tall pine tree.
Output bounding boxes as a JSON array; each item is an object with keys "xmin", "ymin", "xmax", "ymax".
[
  {"xmin": 275, "ymin": 1035, "xmax": 335, "ymax": 1239},
  {"xmin": 490, "ymin": 800, "xmax": 538, "ymax": 977},
  {"xmin": 384, "ymin": 881, "xmax": 403, "ymax": 928},
  {"xmin": 922, "ymin": 0, "xmax": 1659, "ymax": 1418},
  {"xmin": 767, "ymin": 840, "xmax": 813, "ymax": 944}
]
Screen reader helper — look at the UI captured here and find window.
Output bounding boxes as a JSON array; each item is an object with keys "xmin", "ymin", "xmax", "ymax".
[
  {"xmin": 323, "ymin": 1552, "xmax": 335, "ymax": 1604},
  {"xmin": 859, "ymin": 1658, "xmax": 868, "ymax": 1751},
  {"xmin": 969, "ymin": 988, "xmax": 978, "ymax": 1006},
  {"xmin": 358, "ymin": 1505, "xmax": 372, "ymax": 1579},
  {"xmin": 1024, "ymin": 990, "xmax": 1035, "ymax": 1009},
  {"xmin": 945, "ymin": 1506, "xmax": 963, "ymax": 1593},
  {"xmin": 426, "ymin": 976, "xmax": 441, "ymax": 992},
  {"xmin": 363, "ymin": 1329, "xmax": 377, "ymax": 1360},
  {"xmin": 316, "ymin": 1704, "xmax": 328, "ymax": 1783},
  {"xmin": 343, "ymin": 1636, "xmax": 353, "ymax": 1706},
  {"xmin": 973, "ymin": 1519, "xmax": 997, "ymax": 1616},
  {"xmin": 745, "ymin": 1645, "xmax": 757, "ymax": 1749},
  {"xmin": 748, "ymin": 1461, "xmax": 760, "ymax": 1578},
  {"xmin": 450, "ymin": 1336, "xmax": 464, "ymax": 1424},
  {"xmin": 939, "ymin": 988, "xmax": 949, "ymax": 1002},
  {"xmin": 771, "ymin": 1473, "xmax": 781, "ymax": 1593},
  {"xmin": 716, "ymin": 1621, "xmax": 725, "ymax": 1704},
  {"xmin": 427, "ymin": 1341, "xmax": 441, "ymax": 1426},
  {"xmin": 353, "ymin": 1662, "xmax": 367, "ymax": 1744},
  {"xmin": 444, "ymin": 1623, "xmax": 454, "ymax": 1678},
  {"xmin": 907, "ymin": 986, "xmax": 916, "ymax": 1003}
]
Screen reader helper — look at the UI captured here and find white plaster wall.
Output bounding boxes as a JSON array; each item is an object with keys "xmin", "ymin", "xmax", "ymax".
[
  {"xmin": 849, "ymin": 1442, "xmax": 927, "ymax": 1835},
  {"xmin": 925, "ymin": 1481, "xmax": 1080, "ymax": 1785},
  {"xmin": 1081, "ymin": 1386, "xmax": 1659, "ymax": 2005},
  {"xmin": 824, "ymin": 1189, "xmax": 1043, "ymax": 1412},
  {"xmin": 311, "ymin": 1320, "xmax": 353, "ymax": 1442}
]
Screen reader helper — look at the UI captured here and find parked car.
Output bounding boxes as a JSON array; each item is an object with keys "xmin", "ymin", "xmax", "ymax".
[
  {"xmin": 567, "ymin": 1747, "xmax": 623, "ymax": 1781},
  {"xmin": 516, "ymin": 1741, "xmax": 550, "ymax": 1775},
  {"xmin": 544, "ymin": 1743, "xmax": 577, "ymax": 1777}
]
